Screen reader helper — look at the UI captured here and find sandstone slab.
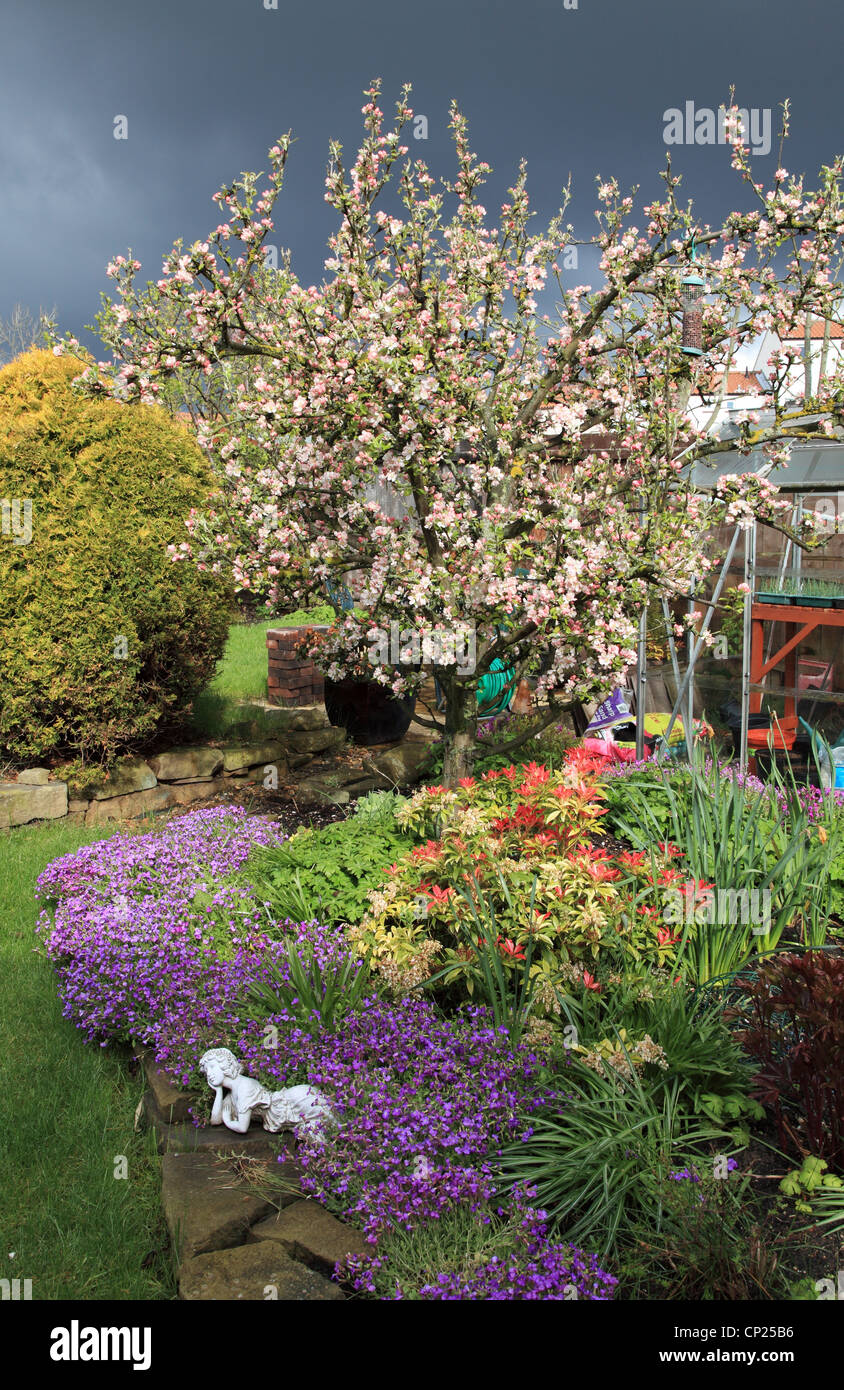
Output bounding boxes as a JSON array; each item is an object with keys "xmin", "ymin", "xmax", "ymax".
[
  {"xmin": 149, "ymin": 1114, "xmax": 292, "ymax": 1163},
  {"xmin": 90, "ymin": 756, "xmax": 157, "ymax": 800},
  {"xmin": 0, "ymin": 780, "xmax": 68, "ymax": 827},
  {"xmin": 161, "ymin": 1151, "xmax": 274, "ymax": 1260},
  {"xmin": 365, "ymin": 741, "xmax": 432, "ymax": 787},
  {"xmin": 84, "ymin": 785, "xmax": 173, "ymax": 825},
  {"xmin": 179, "ymin": 1242, "xmax": 344, "ymax": 1301},
  {"xmin": 250, "ymin": 1200, "xmax": 369, "ymax": 1275},
  {"xmin": 240, "ymin": 703, "xmax": 328, "ymax": 733},
  {"xmin": 221, "ymin": 741, "xmax": 286, "ymax": 772},
  {"xmin": 287, "ymin": 727, "xmax": 346, "ymax": 755},
  {"xmin": 140, "ymin": 1053, "xmax": 194, "ymax": 1124},
  {"xmin": 17, "ymin": 768, "xmax": 51, "ymax": 785},
  {"xmin": 149, "ymin": 747, "xmax": 223, "ymax": 781},
  {"xmin": 167, "ymin": 778, "xmax": 231, "ymax": 807},
  {"xmin": 294, "ymin": 780, "xmax": 350, "ymax": 806}
]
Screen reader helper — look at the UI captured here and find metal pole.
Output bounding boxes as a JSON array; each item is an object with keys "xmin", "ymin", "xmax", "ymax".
[
  {"xmin": 635, "ymin": 604, "xmax": 648, "ymax": 760},
  {"xmin": 739, "ymin": 520, "xmax": 756, "ymax": 773},
  {"xmin": 635, "ymin": 501, "xmax": 648, "ymax": 760},
  {"xmin": 687, "ymin": 576, "xmax": 696, "ymax": 755},
  {"xmin": 661, "ymin": 596, "xmax": 682, "ymax": 693}
]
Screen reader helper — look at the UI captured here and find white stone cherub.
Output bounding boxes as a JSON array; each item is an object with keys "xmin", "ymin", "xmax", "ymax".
[{"xmin": 198, "ymin": 1047, "xmax": 334, "ymax": 1142}]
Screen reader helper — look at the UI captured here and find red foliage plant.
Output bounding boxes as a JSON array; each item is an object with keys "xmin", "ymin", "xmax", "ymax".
[{"xmin": 732, "ymin": 951, "xmax": 844, "ymax": 1169}]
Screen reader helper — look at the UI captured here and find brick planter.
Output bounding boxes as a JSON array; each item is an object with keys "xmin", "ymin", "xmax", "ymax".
[{"xmin": 267, "ymin": 626, "xmax": 328, "ymax": 707}]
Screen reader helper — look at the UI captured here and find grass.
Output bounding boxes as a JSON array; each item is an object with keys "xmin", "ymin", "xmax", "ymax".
[
  {"xmin": 189, "ymin": 605, "xmax": 335, "ymax": 739},
  {"xmin": 0, "ymin": 818, "xmax": 175, "ymax": 1300}
]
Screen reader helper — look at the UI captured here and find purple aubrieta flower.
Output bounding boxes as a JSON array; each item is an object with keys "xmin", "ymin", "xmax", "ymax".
[{"xmin": 36, "ymin": 807, "xmax": 605, "ymax": 1298}]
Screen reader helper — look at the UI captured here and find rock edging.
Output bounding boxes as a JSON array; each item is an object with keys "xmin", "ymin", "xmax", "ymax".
[{"xmin": 141, "ymin": 1052, "xmax": 366, "ymax": 1301}]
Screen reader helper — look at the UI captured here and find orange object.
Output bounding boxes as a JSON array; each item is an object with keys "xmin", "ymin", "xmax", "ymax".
[
  {"xmin": 746, "ymin": 714, "xmax": 798, "ymax": 774},
  {"xmin": 746, "ymin": 715, "xmax": 798, "ymax": 750}
]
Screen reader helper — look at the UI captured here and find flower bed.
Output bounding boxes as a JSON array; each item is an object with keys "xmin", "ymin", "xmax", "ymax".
[{"xmin": 35, "ymin": 805, "xmax": 614, "ymax": 1298}]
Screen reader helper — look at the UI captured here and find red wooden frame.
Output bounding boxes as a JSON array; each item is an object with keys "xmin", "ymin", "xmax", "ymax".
[{"xmin": 749, "ymin": 603, "xmax": 844, "ymax": 720}]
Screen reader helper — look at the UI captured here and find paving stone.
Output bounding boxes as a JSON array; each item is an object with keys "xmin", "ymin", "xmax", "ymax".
[
  {"xmin": 149, "ymin": 746, "xmax": 224, "ymax": 781},
  {"xmin": 161, "ymin": 1151, "xmax": 275, "ymax": 1260},
  {"xmin": 17, "ymin": 767, "xmax": 50, "ymax": 785},
  {"xmin": 249, "ymin": 1199, "xmax": 370, "ymax": 1275},
  {"xmin": 179, "ymin": 1242, "xmax": 344, "ymax": 1301},
  {"xmin": 0, "ymin": 780, "xmax": 68, "ymax": 827},
  {"xmin": 89, "ymin": 756, "xmax": 157, "ymax": 799}
]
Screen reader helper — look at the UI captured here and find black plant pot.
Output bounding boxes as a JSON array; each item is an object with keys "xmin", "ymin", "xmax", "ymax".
[{"xmin": 323, "ymin": 675, "xmax": 416, "ymax": 746}]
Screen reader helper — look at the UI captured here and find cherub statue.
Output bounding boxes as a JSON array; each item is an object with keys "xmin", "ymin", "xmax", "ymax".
[{"xmin": 198, "ymin": 1048, "xmax": 334, "ymax": 1142}]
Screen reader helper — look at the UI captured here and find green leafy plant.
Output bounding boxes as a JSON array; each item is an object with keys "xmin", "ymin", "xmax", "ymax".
[
  {"xmin": 779, "ymin": 1156, "xmax": 843, "ymax": 1214},
  {"xmin": 247, "ymin": 935, "xmax": 376, "ymax": 1036},
  {"xmin": 496, "ymin": 1057, "xmax": 726, "ymax": 1258},
  {"xmin": 241, "ymin": 819, "xmax": 416, "ymax": 928},
  {"xmin": 604, "ymin": 745, "xmax": 841, "ymax": 980},
  {"xmin": 615, "ymin": 1164, "xmax": 791, "ymax": 1301},
  {"xmin": 352, "ymin": 790, "xmax": 408, "ymax": 831},
  {"xmin": 353, "ymin": 756, "xmax": 686, "ymax": 1012},
  {"xmin": 420, "ymin": 868, "xmax": 544, "ymax": 1043}
]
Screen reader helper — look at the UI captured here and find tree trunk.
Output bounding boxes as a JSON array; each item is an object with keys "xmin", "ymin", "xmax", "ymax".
[{"xmin": 440, "ymin": 679, "xmax": 478, "ymax": 786}]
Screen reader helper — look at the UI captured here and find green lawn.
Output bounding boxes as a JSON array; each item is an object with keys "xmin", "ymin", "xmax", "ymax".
[
  {"xmin": 0, "ymin": 820, "xmax": 174, "ymax": 1300},
  {"xmin": 189, "ymin": 606, "xmax": 334, "ymax": 738}
]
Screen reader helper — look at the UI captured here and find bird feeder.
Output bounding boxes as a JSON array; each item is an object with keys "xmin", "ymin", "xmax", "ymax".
[{"xmin": 680, "ymin": 270, "xmax": 706, "ymax": 357}]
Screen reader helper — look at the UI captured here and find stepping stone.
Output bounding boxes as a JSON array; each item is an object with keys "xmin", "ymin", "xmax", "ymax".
[
  {"xmin": 250, "ymin": 1199, "xmax": 370, "ymax": 1275},
  {"xmin": 161, "ymin": 1152, "xmax": 275, "ymax": 1260},
  {"xmin": 179, "ymin": 1242, "xmax": 344, "ymax": 1300}
]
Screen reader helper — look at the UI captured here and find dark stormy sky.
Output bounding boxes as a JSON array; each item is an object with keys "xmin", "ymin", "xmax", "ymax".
[{"xmin": 3, "ymin": 0, "xmax": 843, "ymax": 357}]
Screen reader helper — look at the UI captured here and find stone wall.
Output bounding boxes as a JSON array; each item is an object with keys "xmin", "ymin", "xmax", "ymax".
[
  {"xmin": 267, "ymin": 625, "xmax": 327, "ymax": 706},
  {"xmin": 0, "ymin": 742, "xmax": 288, "ymax": 829}
]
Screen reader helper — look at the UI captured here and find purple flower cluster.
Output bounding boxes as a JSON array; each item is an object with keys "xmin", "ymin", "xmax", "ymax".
[
  {"xmin": 421, "ymin": 1223, "xmax": 616, "ymax": 1298},
  {"xmin": 36, "ymin": 807, "xmax": 601, "ymax": 1296},
  {"xmin": 36, "ymin": 807, "xmax": 289, "ymax": 1050},
  {"xmin": 166, "ymin": 990, "xmax": 561, "ymax": 1244},
  {"xmin": 669, "ymin": 1158, "xmax": 738, "ymax": 1183},
  {"xmin": 346, "ymin": 1187, "xmax": 617, "ymax": 1300}
]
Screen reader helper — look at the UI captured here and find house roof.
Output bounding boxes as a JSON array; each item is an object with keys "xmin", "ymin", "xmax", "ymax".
[
  {"xmin": 719, "ymin": 370, "xmax": 765, "ymax": 396},
  {"xmin": 780, "ymin": 319, "xmax": 844, "ymax": 341},
  {"xmin": 697, "ymin": 370, "xmax": 765, "ymax": 397}
]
